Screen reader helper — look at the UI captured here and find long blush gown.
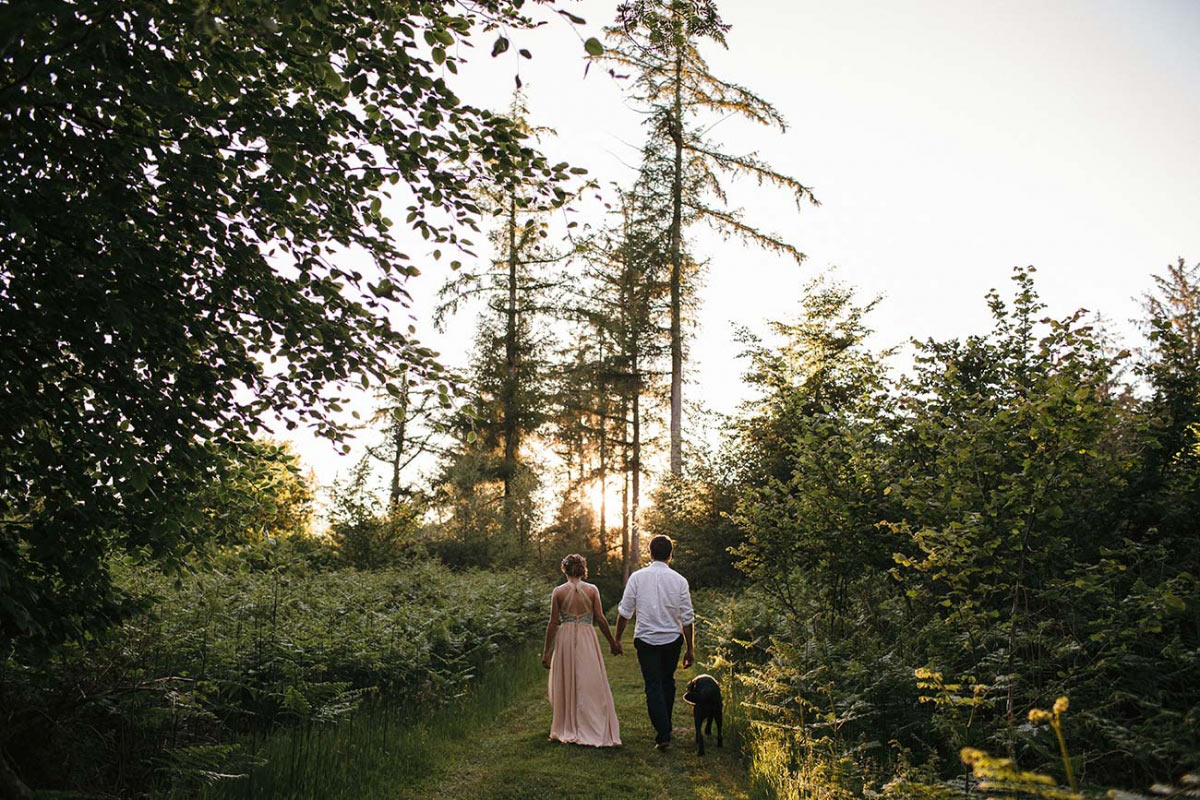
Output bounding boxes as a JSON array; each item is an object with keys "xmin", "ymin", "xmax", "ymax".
[{"xmin": 547, "ymin": 581, "xmax": 621, "ymax": 746}]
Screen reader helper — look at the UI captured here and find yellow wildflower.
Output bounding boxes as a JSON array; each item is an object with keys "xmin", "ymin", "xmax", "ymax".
[
  {"xmin": 1028, "ymin": 708, "xmax": 1054, "ymax": 725},
  {"xmin": 960, "ymin": 748, "xmax": 986, "ymax": 766}
]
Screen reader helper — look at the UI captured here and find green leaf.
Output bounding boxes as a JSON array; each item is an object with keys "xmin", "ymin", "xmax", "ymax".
[
  {"xmin": 583, "ymin": 37, "xmax": 604, "ymax": 56},
  {"xmin": 491, "ymin": 36, "xmax": 509, "ymax": 57}
]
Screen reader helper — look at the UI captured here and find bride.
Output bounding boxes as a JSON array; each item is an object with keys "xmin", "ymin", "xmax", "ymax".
[{"xmin": 541, "ymin": 553, "xmax": 622, "ymax": 747}]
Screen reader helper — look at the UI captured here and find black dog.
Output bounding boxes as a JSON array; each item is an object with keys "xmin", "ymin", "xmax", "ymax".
[{"xmin": 682, "ymin": 674, "xmax": 723, "ymax": 755}]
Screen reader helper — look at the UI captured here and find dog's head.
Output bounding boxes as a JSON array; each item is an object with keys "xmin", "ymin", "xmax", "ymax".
[{"xmin": 683, "ymin": 674, "xmax": 721, "ymax": 706}]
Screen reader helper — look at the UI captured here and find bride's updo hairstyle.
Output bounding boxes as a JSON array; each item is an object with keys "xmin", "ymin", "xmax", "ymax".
[{"xmin": 561, "ymin": 553, "xmax": 588, "ymax": 579}]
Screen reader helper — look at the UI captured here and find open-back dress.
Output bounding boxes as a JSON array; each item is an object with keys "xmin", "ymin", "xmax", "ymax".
[{"xmin": 547, "ymin": 581, "xmax": 621, "ymax": 746}]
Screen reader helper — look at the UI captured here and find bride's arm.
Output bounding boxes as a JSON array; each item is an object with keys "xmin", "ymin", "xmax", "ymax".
[
  {"xmin": 591, "ymin": 586, "xmax": 621, "ymax": 654},
  {"xmin": 542, "ymin": 588, "xmax": 560, "ymax": 668}
]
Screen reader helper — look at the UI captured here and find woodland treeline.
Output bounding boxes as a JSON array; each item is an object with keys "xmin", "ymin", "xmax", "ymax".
[
  {"xmin": 703, "ymin": 261, "xmax": 1200, "ymax": 798},
  {"xmin": 1, "ymin": 0, "xmax": 1197, "ymax": 799}
]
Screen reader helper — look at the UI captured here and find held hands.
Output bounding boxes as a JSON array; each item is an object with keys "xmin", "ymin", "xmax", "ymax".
[
  {"xmin": 609, "ymin": 639, "xmax": 623, "ymax": 656},
  {"xmin": 682, "ymin": 648, "xmax": 694, "ymax": 668}
]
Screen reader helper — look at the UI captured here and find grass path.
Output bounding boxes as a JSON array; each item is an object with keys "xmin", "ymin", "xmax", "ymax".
[{"xmin": 394, "ymin": 641, "xmax": 754, "ymax": 800}]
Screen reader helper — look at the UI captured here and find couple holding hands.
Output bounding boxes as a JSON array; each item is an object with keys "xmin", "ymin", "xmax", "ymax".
[{"xmin": 542, "ymin": 535, "xmax": 694, "ymax": 750}]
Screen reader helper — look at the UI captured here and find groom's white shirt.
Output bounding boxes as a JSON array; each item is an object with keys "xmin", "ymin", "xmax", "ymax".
[{"xmin": 617, "ymin": 560, "xmax": 695, "ymax": 646}]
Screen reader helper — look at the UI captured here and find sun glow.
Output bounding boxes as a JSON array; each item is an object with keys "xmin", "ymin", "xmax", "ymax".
[{"xmin": 584, "ymin": 479, "xmax": 630, "ymax": 524}]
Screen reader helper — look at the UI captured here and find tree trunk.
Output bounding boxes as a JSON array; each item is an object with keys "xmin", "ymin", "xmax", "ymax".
[
  {"xmin": 618, "ymin": 192, "xmax": 636, "ymax": 583},
  {"xmin": 597, "ymin": 333, "xmax": 608, "ymax": 558},
  {"xmin": 502, "ymin": 191, "xmax": 521, "ymax": 547},
  {"xmin": 388, "ymin": 368, "xmax": 409, "ymax": 509},
  {"xmin": 631, "ymin": 344, "xmax": 642, "ymax": 571},
  {"xmin": 622, "ymin": 436, "xmax": 631, "ymax": 584},
  {"xmin": 598, "ymin": 435, "xmax": 607, "ymax": 555},
  {"xmin": 668, "ymin": 31, "xmax": 685, "ymax": 478}
]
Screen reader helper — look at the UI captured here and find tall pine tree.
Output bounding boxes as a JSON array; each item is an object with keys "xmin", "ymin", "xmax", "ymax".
[
  {"xmin": 600, "ymin": 0, "xmax": 819, "ymax": 476},
  {"xmin": 437, "ymin": 96, "xmax": 579, "ymax": 552}
]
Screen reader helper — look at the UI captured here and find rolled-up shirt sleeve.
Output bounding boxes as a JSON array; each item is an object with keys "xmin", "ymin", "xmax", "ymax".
[
  {"xmin": 679, "ymin": 578, "xmax": 694, "ymax": 626},
  {"xmin": 617, "ymin": 573, "xmax": 637, "ymax": 619}
]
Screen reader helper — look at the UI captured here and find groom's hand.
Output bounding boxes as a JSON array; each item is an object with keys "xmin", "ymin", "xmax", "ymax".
[
  {"xmin": 610, "ymin": 640, "xmax": 623, "ymax": 656},
  {"xmin": 682, "ymin": 648, "xmax": 694, "ymax": 668}
]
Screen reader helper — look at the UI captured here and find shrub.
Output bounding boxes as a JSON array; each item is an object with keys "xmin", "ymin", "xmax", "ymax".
[{"xmin": 0, "ymin": 559, "xmax": 548, "ymax": 797}]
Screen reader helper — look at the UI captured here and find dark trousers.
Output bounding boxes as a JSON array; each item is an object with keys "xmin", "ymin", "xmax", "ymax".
[{"xmin": 634, "ymin": 635, "xmax": 684, "ymax": 744}]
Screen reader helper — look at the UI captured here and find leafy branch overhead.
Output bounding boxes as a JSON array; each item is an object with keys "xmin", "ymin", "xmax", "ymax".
[{"xmin": 0, "ymin": 0, "xmax": 577, "ymax": 647}]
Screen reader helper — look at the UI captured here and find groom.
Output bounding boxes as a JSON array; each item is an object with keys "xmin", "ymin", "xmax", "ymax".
[{"xmin": 615, "ymin": 534, "xmax": 695, "ymax": 750}]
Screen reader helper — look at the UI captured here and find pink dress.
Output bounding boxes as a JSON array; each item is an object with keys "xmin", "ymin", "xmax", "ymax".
[{"xmin": 547, "ymin": 582, "xmax": 621, "ymax": 746}]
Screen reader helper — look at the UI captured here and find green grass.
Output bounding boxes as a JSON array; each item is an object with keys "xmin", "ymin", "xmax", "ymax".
[
  {"xmin": 395, "ymin": 641, "xmax": 754, "ymax": 800},
  {"xmin": 200, "ymin": 637, "xmax": 755, "ymax": 800}
]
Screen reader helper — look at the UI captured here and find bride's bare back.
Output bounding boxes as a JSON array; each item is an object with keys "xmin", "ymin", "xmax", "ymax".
[{"xmin": 555, "ymin": 580, "xmax": 595, "ymax": 617}]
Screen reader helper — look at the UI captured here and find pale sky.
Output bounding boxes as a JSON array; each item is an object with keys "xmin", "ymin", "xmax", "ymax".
[{"xmin": 285, "ymin": 0, "xmax": 1200, "ymax": 501}]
